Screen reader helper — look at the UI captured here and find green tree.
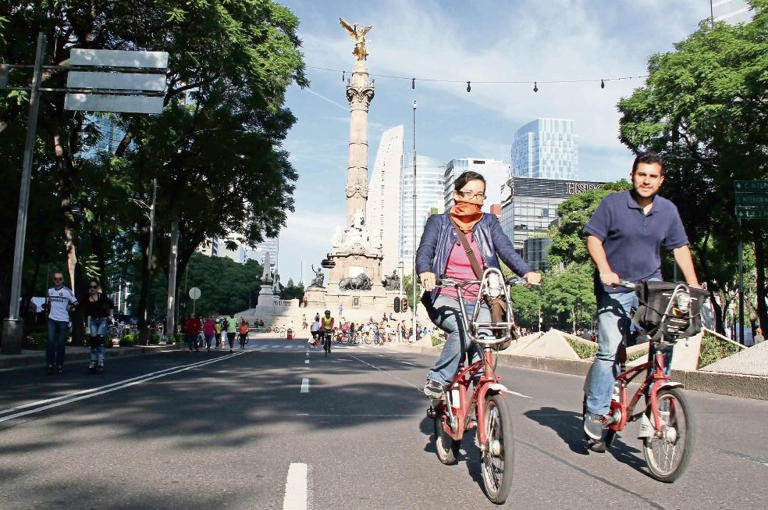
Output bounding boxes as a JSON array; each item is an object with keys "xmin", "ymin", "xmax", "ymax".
[
  {"xmin": 617, "ymin": 0, "xmax": 768, "ymax": 335},
  {"xmin": 542, "ymin": 263, "xmax": 596, "ymax": 333},
  {"xmin": 0, "ymin": 1, "xmax": 307, "ymax": 339}
]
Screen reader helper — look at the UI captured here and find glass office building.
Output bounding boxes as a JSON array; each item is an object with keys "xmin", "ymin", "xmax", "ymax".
[
  {"xmin": 500, "ymin": 177, "xmax": 605, "ymax": 268},
  {"xmin": 511, "ymin": 118, "xmax": 578, "ymax": 180}
]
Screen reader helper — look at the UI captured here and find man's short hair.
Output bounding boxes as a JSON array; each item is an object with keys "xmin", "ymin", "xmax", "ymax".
[{"xmin": 632, "ymin": 151, "xmax": 664, "ymax": 175}]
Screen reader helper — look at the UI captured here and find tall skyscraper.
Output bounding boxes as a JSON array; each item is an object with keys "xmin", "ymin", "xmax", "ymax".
[
  {"xmin": 511, "ymin": 118, "xmax": 578, "ymax": 180},
  {"xmin": 443, "ymin": 158, "xmax": 510, "ymax": 211},
  {"xmin": 400, "ymin": 155, "xmax": 444, "ymax": 275},
  {"xmin": 712, "ymin": 0, "xmax": 752, "ymax": 24},
  {"xmin": 367, "ymin": 125, "xmax": 404, "ymax": 277}
]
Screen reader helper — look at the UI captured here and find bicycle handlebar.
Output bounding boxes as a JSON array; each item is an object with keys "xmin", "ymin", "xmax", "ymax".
[{"xmin": 434, "ymin": 276, "xmax": 538, "ymax": 288}]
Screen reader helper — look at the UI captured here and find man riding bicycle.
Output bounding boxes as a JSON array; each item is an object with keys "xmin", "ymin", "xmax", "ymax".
[
  {"xmin": 320, "ymin": 310, "xmax": 335, "ymax": 354},
  {"xmin": 582, "ymin": 151, "xmax": 700, "ymax": 451}
]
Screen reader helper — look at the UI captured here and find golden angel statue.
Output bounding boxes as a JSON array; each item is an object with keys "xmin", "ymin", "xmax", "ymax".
[{"xmin": 339, "ymin": 17, "xmax": 372, "ymax": 61}]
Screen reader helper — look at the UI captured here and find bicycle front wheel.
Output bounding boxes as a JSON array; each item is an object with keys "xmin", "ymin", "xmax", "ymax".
[
  {"xmin": 481, "ymin": 394, "xmax": 514, "ymax": 504},
  {"xmin": 642, "ymin": 387, "xmax": 695, "ymax": 482},
  {"xmin": 433, "ymin": 410, "xmax": 460, "ymax": 465}
]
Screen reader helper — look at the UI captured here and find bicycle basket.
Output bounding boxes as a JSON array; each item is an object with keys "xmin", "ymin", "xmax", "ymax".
[{"xmin": 634, "ymin": 281, "xmax": 708, "ymax": 339}]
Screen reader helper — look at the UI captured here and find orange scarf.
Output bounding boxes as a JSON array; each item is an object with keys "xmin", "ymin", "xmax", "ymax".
[{"xmin": 450, "ymin": 201, "xmax": 483, "ymax": 232}]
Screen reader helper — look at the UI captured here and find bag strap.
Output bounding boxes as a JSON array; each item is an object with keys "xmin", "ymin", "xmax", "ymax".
[{"xmin": 450, "ymin": 218, "xmax": 484, "ymax": 279}]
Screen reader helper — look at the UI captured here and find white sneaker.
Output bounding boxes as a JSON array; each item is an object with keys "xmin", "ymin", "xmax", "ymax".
[{"xmin": 637, "ymin": 413, "xmax": 654, "ymax": 438}]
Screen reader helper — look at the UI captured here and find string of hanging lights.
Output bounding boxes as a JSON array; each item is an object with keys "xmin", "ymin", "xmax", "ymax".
[{"xmin": 308, "ymin": 65, "xmax": 647, "ymax": 92}]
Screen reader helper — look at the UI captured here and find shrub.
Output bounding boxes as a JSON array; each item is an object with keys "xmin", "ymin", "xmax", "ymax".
[
  {"xmin": 430, "ymin": 333, "xmax": 444, "ymax": 347},
  {"xmin": 23, "ymin": 332, "xmax": 47, "ymax": 350},
  {"xmin": 698, "ymin": 332, "xmax": 743, "ymax": 369},
  {"xmin": 566, "ymin": 338, "xmax": 598, "ymax": 359},
  {"xmin": 120, "ymin": 333, "xmax": 137, "ymax": 347}
]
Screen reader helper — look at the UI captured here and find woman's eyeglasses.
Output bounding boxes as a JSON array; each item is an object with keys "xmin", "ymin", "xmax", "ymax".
[
  {"xmin": 89, "ymin": 285, "xmax": 98, "ymax": 289},
  {"xmin": 457, "ymin": 190, "xmax": 486, "ymax": 200}
]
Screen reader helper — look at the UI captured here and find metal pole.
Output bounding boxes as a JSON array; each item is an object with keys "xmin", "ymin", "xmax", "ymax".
[
  {"xmin": 738, "ymin": 219, "xmax": 744, "ymax": 344},
  {"xmin": 2, "ymin": 33, "xmax": 46, "ymax": 355},
  {"xmin": 412, "ymin": 100, "xmax": 417, "ymax": 341},
  {"xmin": 710, "ymin": 0, "xmax": 715, "ymax": 28}
]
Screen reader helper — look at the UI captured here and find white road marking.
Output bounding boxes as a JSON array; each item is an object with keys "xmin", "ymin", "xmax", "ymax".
[
  {"xmin": 0, "ymin": 352, "xmax": 245, "ymax": 423},
  {"xmin": 400, "ymin": 361, "xmax": 416, "ymax": 366},
  {"xmin": 282, "ymin": 462, "xmax": 308, "ymax": 510},
  {"xmin": 300, "ymin": 378, "xmax": 309, "ymax": 393},
  {"xmin": 504, "ymin": 389, "xmax": 532, "ymax": 398}
]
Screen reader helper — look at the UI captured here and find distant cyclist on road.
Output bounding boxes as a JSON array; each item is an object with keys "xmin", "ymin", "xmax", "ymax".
[
  {"xmin": 582, "ymin": 151, "xmax": 700, "ymax": 451},
  {"xmin": 321, "ymin": 310, "xmax": 335, "ymax": 355}
]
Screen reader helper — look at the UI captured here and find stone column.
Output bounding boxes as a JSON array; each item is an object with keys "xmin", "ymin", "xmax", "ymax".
[{"xmin": 344, "ymin": 61, "xmax": 374, "ymax": 229}]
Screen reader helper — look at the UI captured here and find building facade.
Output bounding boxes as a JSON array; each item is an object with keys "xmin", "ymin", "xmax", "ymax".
[
  {"xmin": 511, "ymin": 118, "xmax": 578, "ymax": 180},
  {"xmin": 400, "ymin": 154, "xmax": 445, "ymax": 276},
  {"xmin": 500, "ymin": 177, "xmax": 605, "ymax": 267},
  {"xmin": 366, "ymin": 125, "xmax": 404, "ymax": 278},
  {"xmin": 443, "ymin": 158, "xmax": 510, "ymax": 211},
  {"xmin": 712, "ymin": 0, "xmax": 752, "ymax": 24}
]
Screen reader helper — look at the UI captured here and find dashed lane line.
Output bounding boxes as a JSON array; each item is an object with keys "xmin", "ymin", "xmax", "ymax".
[{"xmin": 282, "ymin": 462, "xmax": 308, "ymax": 510}]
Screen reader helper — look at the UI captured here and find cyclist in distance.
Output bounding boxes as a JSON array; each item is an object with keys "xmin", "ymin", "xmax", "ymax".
[
  {"xmin": 320, "ymin": 310, "xmax": 335, "ymax": 354},
  {"xmin": 582, "ymin": 151, "xmax": 700, "ymax": 450},
  {"xmin": 416, "ymin": 170, "xmax": 541, "ymax": 399}
]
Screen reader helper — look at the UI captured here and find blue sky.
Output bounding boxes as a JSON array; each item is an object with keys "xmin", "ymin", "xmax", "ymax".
[{"xmin": 275, "ymin": 0, "xmax": 711, "ymax": 285}]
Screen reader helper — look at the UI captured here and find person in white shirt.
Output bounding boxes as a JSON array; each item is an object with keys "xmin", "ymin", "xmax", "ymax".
[{"xmin": 45, "ymin": 272, "xmax": 78, "ymax": 374}]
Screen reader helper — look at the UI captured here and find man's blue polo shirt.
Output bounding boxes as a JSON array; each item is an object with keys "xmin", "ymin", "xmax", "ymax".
[{"xmin": 585, "ymin": 190, "xmax": 689, "ymax": 294}]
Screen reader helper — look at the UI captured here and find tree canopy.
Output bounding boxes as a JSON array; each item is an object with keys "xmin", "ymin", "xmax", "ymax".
[
  {"xmin": 617, "ymin": 0, "xmax": 768, "ymax": 334},
  {"xmin": 0, "ymin": 0, "xmax": 307, "ymax": 335}
]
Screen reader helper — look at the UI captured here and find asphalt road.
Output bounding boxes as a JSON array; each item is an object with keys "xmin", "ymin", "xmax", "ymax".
[{"xmin": 1, "ymin": 338, "xmax": 766, "ymax": 509}]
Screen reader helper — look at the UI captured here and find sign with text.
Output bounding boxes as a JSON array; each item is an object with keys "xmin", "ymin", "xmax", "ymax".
[
  {"xmin": 64, "ymin": 49, "xmax": 168, "ymax": 114},
  {"xmin": 735, "ymin": 207, "xmax": 768, "ymax": 220}
]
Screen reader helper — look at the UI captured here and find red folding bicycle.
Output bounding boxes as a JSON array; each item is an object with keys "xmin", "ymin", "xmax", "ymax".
[
  {"xmin": 584, "ymin": 280, "xmax": 708, "ymax": 482},
  {"xmin": 426, "ymin": 267, "xmax": 532, "ymax": 504}
]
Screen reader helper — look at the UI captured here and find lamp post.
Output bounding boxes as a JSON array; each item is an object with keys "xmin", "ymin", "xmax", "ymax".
[{"xmin": 412, "ymin": 100, "xmax": 417, "ymax": 341}]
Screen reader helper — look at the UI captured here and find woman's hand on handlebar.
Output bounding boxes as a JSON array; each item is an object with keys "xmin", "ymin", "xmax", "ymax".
[
  {"xmin": 419, "ymin": 271, "xmax": 437, "ymax": 292},
  {"xmin": 523, "ymin": 271, "xmax": 542, "ymax": 285}
]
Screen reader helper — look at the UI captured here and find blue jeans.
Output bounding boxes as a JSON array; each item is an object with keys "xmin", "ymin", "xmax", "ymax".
[
  {"xmin": 89, "ymin": 317, "xmax": 108, "ymax": 365},
  {"xmin": 47, "ymin": 318, "xmax": 69, "ymax": 368},
  {"xmin": 426, "ymin": 294, "xmax": 489, "ymax": 385},
  {"xmin": 585, "ymin": 291, "xmax": 638, "ymax": 416}
]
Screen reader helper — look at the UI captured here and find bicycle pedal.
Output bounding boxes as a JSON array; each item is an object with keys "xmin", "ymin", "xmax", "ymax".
[{"xmin": 426, "ymin": 407, "xmax": 437, "ymax": 419}]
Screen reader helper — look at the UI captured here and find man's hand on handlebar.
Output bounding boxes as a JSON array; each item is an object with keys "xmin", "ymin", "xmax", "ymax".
[{"xmin": 600, "ymin": 270, "xmax": 621, "ymax": 286}]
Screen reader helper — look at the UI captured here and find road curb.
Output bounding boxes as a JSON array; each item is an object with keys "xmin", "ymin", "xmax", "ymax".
[{"xmin": 391, "ymin": 343, "xmax": 768, "ymax": 401}]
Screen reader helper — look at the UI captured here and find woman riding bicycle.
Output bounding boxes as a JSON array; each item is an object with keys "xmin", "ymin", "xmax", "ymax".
[{"xmin": 416, "ymin": 171, "xmax": 541, "ymax": 399}]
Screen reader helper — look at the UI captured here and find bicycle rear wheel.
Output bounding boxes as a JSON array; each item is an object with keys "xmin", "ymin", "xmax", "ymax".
[
  {"xmin": 481, "ymin": 394, "xmax": 514, "ymax": 504},
  {"xmin": 642, "ymin": 387, "xmax": 695, "ymax": 482}
]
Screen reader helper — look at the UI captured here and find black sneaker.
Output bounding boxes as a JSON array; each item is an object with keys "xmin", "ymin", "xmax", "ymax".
[
  {"xmin": 56, "ymin": 366, "xmax": 63, "ymax": 374},
  {"xmin": 47, "ymin": 365, "xmax": 55, "ymax": 375}
]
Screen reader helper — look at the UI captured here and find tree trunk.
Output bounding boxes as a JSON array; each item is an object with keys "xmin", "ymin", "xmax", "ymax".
[{"xmin": 165, "ymin": 216, "xmax": 180, "ymax": 343}]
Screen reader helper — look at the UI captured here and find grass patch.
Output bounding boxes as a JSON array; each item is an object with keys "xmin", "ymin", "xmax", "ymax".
[
  {"xmin": 626, "ymin": 349, "xmax": 647, "ymax": 362},
  {"xmin": 566, "ymin": 338, "xmax": 598, "ymax": 359},
  {"xmin": 698, "ymin": 332, "xmax": 743, "ymax": 369},
  {"xmin": 430, "ymin": 333, "xmax": 444, "ymax": 347}
]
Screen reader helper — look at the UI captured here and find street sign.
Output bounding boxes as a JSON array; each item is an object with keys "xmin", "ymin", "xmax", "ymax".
[
  {"xmin": 734, "ymin": 180, "xmax": 768, "ymax": 193},
  {"xmin": 735, "ymin": 207, "xmax": 768, "ymax": 220},
  {"xmin": 189, "ymin": 287, "xmax": 201, "ymax": 300},
  {"xmin": 735, "ymin": 194, "xmax": 768, "ymax": 206},
  {"xmin": 64, "ymin": 49, "xmax": 168, "ymax": 114}
]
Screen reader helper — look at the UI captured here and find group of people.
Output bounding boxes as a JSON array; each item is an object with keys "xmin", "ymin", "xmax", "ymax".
[
  {"xmin": 183, "ymin": 314, "xmax": 250, "ymax": 353},
  {"xmin": 307, "ymin": 311, "xmax": 434, "ymax": 348},
  {"xmin": 417, "ymin": 155, "xmax": 702, "ymax": 453},
  {"xmin": 43, "ymin": 274, "xmax": 114, "ymax": 375}
]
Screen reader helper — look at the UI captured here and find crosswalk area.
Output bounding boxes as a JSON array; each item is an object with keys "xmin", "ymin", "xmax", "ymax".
[{"xmin": 244, "ymin": 340, "xmax": 398, "ymax": 353}]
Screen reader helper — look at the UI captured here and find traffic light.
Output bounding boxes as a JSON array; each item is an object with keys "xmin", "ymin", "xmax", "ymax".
[
  {"xmin": 401, "ymin": 297, "xmax": 408, "ymax": 312},
  {"xmin": 393, "ymin": 297, "xmax": 400, "ymax": 313}
]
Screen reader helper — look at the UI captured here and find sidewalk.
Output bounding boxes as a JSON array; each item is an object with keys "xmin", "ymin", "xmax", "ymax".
[
  {"xmin": 392, "ymin": 332, "xmax": 768, "ymax": 401},
  {"xmin": 0, "ymin": 343, "xmax": 179, "ymax": 371}
]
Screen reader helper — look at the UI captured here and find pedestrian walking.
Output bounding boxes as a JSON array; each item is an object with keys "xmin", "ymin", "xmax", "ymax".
[
  {"xmin": 238, "ymin": 318, "xmax": 249, "ymax": 349},
  {"xmin": 44, "ymin": 272, "xmax": 78, "ymax": 375},
  {"xmin": 203, "ymin": 316, "xmax": 217, "ymax": 352},
  {"xmin": 84, "ymin": 278, "xmax": 113, "ymax": 373},
  {"xmin": 183, "ymin": 314, "xmax": 203, "ymax": 352},
  {"xmin": 214, "ymin": 317, "xmax": 222, "ymax": 348},
  {"xmin": 226, "ymin": 313, "xmax": 237, "ymax": 352}
]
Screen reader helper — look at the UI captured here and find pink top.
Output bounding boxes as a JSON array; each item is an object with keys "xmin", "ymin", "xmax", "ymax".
[
  {"xmin": 440, "ymin": 232, "xmax": 483, "ymax": 302},
  {"xmin": 203, "ymin": 319, "xmax": 216, "ymax": 336}
]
